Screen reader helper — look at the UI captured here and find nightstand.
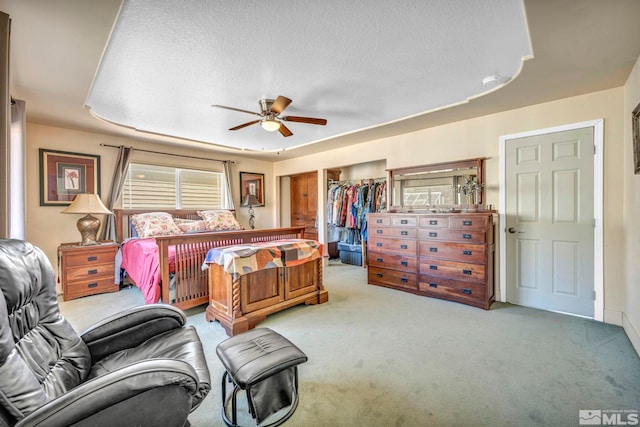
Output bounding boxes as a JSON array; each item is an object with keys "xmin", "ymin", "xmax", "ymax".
[{"xmin": 58, "ymin": 242, "xmax": 119, "ymax": 301}]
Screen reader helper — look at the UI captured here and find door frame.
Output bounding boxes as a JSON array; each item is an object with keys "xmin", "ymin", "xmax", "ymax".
[{"xmin": 498, "ymin": 119, "xmax": 604, "ymax": 321}]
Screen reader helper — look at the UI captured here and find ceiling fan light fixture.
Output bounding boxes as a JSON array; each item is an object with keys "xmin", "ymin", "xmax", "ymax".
[{"xmin": 261, "ymin": 118, "xmax": 281, "ymax": 132}]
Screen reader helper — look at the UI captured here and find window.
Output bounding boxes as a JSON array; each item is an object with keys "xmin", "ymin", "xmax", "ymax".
[{"xmin": 122, "ymin": 163, "xmax": 226, "ymax": 209}]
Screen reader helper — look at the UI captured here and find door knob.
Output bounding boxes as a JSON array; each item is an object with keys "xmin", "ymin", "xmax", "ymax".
[{"xmin": 508, "ymin": 227, "xmax": 522, "ymax": 234}]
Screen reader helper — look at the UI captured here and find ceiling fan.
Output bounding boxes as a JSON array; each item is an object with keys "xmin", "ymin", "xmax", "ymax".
[{"xmin": 211, "ymin": 96, "xmax": 327, "ymax": 137}]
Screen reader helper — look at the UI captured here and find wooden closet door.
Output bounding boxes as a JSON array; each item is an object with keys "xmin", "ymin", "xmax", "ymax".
[{"xmin": 290, "ymin": 172, "xmax": 318, "ymax": 240}]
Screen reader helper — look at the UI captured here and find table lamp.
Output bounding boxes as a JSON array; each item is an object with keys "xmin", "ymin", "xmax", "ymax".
[
  {"xmin": 61, "ymin": 193, "xmax": 113, "ymax": 245},
  {"xmin": 241, "ymin": 194, "xmax": 260, "ymax": 230}
]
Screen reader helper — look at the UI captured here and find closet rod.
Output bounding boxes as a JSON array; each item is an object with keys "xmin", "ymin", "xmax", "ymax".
[
  {"xmin": 100, "ymin": 143, "xmax": 235, "ymax": 164},
  {"xmin": 329, "ymin": 177, "xmax": 386, "ymax": 184}
]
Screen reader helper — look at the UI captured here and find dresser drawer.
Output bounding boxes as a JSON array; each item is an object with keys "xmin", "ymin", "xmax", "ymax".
[
  {"xmin": 64, "ymin": 248, "xmax": 116, "ymax": 267},
  {"xmin": 449, "ymin": 216, "xmax": 486, "ymax": 230},
  {"xmin": 419, "ymin": 258, "xmax": 485, "ymax": 282},
  {"xmin": 418, "ymin": 241, "xmax": 485, "ymax": 263},
  {"xmin": 418, "ymin": 228, "xmax": 486, "ymax": 244},
  {"xmin": 64, "ymin": 277, "xmax": 119, "ymax": 300},
  {"xmin": 369, "ymin": 215, "xmax": 390, "ymax": 226},
  {"xmin": 419, "ymin": 216, "xmax": 449, "ymax": 228},
  {"xmin": 368, "ymin": 267, "xmax": 417, "ymax": 290},
  {"xmin": 371, "ymin": 227, "xmax": 417, "ymax": 238},
  {"xmin": 418, "ymin": 275, "xmax": 486, "ymax": 304},
  {"xmin": 391, "ymin": 216, "xmax": 417, "ymax": 227},
  {"xmin": 368, "ymin": 237, "xmax": 417, "ymax": 255},
  {"xmin": 368, "ymin": 251, "xmax": 417, "ymax": 270},
  {"xmin": 65, "ymin": 263, "xmax": 114, "ymax": 283}
]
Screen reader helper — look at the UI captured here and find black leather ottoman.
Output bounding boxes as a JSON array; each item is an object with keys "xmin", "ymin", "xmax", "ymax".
[{"xmin": 216, "ymin": 328, "xmax": 308, "ymax": 426}]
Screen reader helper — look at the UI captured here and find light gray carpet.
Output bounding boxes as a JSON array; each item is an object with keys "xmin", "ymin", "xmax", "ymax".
[{"xmin": 59, "ymin": 261, "xmax": 640, "ymax": 427}]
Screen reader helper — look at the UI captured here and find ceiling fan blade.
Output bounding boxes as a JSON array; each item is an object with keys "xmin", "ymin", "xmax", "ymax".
[
  {"xmin": 282, "ymin": 115, "xmax": 327, "ymax": 126},
  {"xmin": 229, "ymin": 120, "xmax": 260, "ymax": 131},
  {"xmin": 270, "ymin": 96, "xmax": 292, "ymax": 115},
  {"xmin": 279, "ymin": 123, "xmax": 293, "ymax": 137},
  {"xmin": 212, "ymin": 104, "xmax": 261, "ymax": 116}
]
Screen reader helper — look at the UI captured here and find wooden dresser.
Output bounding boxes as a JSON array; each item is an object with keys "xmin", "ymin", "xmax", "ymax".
[
  {"xmin": 58, "ymin": 242, "xmax": 119, "ymax": 301},
  {"xmin": 367, "ymin": 212, "xmax": 495, "ymax": 309}
]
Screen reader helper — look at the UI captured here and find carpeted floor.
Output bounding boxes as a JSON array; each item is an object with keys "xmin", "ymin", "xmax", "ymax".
[{"xmin": 59, "ymin": 260, "xmax": 640, "ymax": 427}]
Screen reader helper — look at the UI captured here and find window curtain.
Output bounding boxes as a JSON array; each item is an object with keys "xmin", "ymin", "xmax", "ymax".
[
  {"xmin": 223, "ymin": 160, "xmax": 235, "ymax": 210},
  {"xmin": 0, "ymin": 12, "xmax": 10, "ymax": 238},
  {"xmin": 9, "ymin": 99, "xmax": 26, "ymax": 239},
  {"xmin": 100, "ymin": 145, "xmax": 132, "ymax": 242}
]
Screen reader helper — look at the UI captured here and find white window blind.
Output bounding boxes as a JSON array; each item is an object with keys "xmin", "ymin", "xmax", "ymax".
[{"xmin": 122, "ymin": 163, "xmax": 225, "ymax": 209}]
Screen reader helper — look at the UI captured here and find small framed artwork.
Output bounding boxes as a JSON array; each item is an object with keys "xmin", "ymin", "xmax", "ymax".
[
  {"xmin": 633, "ymin": 101, "xmax": 640, "ymax": 174},
  {"xmin": 39, "ymin": 149, "xmax": 101, "ymax": 206},
  {"xmin": 239, "ymin": 171, "xmax": 265, "ymax": 206}
]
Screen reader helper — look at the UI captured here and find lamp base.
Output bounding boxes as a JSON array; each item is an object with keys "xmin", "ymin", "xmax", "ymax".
[{"xmin": 77, "ymin": 214, "xmax": 101, "ymax": 245}]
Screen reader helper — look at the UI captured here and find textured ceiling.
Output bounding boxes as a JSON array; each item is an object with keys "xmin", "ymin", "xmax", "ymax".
[
  {"xmin": 2, "ymin": 0, "xmax": 640, "ymax": 160},
  {"xmin": 85, "ymin": 0, "xmax": 531, "ymax": 153}
]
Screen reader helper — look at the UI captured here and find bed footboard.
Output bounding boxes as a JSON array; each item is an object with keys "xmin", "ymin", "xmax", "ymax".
[{"xmin": 154, "ymin": 228, "xmax": 306, "ymax": 310}]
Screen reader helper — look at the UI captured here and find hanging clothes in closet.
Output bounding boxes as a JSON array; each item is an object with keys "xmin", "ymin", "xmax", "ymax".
[{"xmin": 327, "ymin": 178, "xmax": 386, "ymax": 245}]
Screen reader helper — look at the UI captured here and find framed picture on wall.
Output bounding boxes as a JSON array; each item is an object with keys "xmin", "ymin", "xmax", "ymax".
[
  {"xmin": 633, "ymin": 101, "xmax": 640, "ymax": 174},
  {"xmin": 239, "ymin": 171, "xmax": 265, "ymax": 206},
  {"xmin": 39, "ymin": 149, "xmax": 101, "ymax": 206}
]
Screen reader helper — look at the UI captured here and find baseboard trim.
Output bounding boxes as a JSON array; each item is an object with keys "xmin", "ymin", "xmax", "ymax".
[
  {"xmin": 623, "ymin": 313, "xmax": 640, "ymax": 358},
  {"xmin": 604, "ymin": 309, "xmax": 623, "ymax": 326}
]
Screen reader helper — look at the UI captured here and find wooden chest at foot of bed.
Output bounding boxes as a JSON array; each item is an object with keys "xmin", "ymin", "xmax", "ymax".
[{"xmin": 205, "ymin": 258, "xmax": 327, "ymax": 336}]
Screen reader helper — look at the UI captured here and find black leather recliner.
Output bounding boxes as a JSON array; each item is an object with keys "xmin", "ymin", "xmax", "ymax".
[{"xmin": 0, "ymin": 239, "xmax": 211, "ymax": 427}]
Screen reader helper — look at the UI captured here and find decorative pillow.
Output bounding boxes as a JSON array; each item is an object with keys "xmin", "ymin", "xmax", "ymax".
[
  {"xmin": 131, "ymin": 212, "xmax": 183, "ymax": 238},
  {"xmin": 174, "ymin": 218, "xmax": 210, "ymax": 233},
  {"xmin": 197, "ymin": 210, "xmax": 244, "ymax": 231}
]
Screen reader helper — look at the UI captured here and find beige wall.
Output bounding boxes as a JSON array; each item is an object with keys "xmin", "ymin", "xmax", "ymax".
[
  {"xmin": 274, "ymin": 87, "xmax": 627, "ymax": 326},
  {"xmin": 623, "ymin": 55, "xmax": 640, "ymax": 353},
  {"xmin": 25, "ymin": 124, "xmax": 275, "ymax": 291}
]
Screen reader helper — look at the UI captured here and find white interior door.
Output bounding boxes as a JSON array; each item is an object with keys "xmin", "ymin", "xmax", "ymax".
[{"xmin": 504, "ymin": 127, "xmax": 595, "ymax": 317}]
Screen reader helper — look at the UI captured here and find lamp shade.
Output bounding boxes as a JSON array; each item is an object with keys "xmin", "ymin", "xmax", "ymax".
[
  {"xmin": 241, "ymin": 194, "xmax": 260, "ymax": 207},
  {"xmin": 61, "ymin": 193, "xmax": 113, "ymax": 215}
]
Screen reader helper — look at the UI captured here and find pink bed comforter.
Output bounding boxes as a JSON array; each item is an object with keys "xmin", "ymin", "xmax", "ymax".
[{"xmin": 120, "ymin": 238, "xmax": 175, "ymax": 304}]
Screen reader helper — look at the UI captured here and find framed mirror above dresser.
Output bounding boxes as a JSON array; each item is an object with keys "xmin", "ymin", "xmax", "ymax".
[{"xmin": 389, "ymin": 157, "xmax": 485, "ymax": 211}]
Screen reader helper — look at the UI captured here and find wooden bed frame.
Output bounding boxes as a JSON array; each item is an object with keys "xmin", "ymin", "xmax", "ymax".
[{"xmin": 114, "ymin": 209, "xmax": 310, "ymax": 310}]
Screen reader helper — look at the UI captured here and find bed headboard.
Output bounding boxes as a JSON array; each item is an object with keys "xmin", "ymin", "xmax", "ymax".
[{"xmin": 113, "ymin": 209, "xmax": 236, "ymax": 242}]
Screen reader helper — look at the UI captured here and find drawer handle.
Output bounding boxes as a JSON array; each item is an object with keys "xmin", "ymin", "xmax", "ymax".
[
  {"xmin": 376, "ymin": 219, "xmax": 382, "ymax": 223},
  {"xmin": 401, "ymin": 230, "xmax": 408, "ymax": 236},
  {"xmin": 401, "ymin": 219, "xmax": 408, "ymax": 224},
  {"xmin": 463, "ymin": 220, "xmax": 472, "ymax": 226},
  {"xmin": 463, "ymin": 250, "xmax": 472, "ymax": 255},
  {"xmin": 429, "ymin": 247, "xmax": 437, "ymax": 252},
  {"xmin": 463, "ymin": 269, "xmax": 472, "ymax": 275},
  {"xmin": 400, "ymin": 244, "xmax": 408, "ymax": 249},
  {"xmin": 463, "ymin": 234, "xmax": 472, "ymax": 239},
  {"xmin": 429, "ymin": 282, "xmax": 438, "ymax": 288},
  {"xmin": 376, "ymin": 243, "xmax": 382, "ymax": 247},
  {"xmin": 429, "ymin": 220, "xmax": 438, "ymax": 225},
  {"xmin": 87, "ymin": 269, "xmax": 98, "ymax": 275},
  {"xmin": 400, "ymin": 278, "xmax": 408, "ymax": 283},
  {"xmin": 376, "ymin": 273, "xmax": 383, "ymax": 278},
  {"xmin": 377, "ymin": 229, "xmax": 383, "ymax": 234},
  {"xmin": 429, "ymin": 232, "xmax": 437, "ymax": 237},
  {"xmin": 462, "ymin": 288, "xmax": 472, "ymax": 294},
  {"xmin": 87, "ymin": 282, "xmax": 98, "ymax": 288},
  {"xmin": 87, "ymin": 256, "xmax": 97, "ymax": 261},
  {"xmin": 401, "ymin": 261, "xmax": 408, "ymax": 266},
  {"xmin": 430, "ymin": 265, "xmax": 437, "ymax": 270},
  {"xmin": 376, "ymin": 258, "xmax": 383, "ymax": 262}
]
